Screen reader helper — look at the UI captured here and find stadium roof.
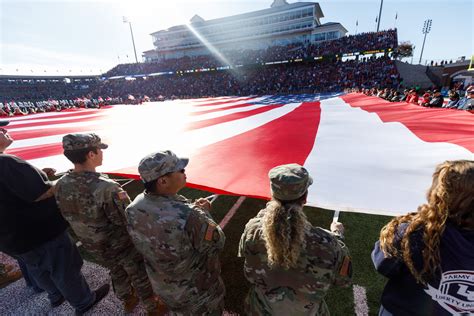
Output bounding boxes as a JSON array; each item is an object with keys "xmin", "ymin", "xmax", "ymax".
[{"xmin": 151, "ymin": 1, "xmax": 323, "ymax": 35}]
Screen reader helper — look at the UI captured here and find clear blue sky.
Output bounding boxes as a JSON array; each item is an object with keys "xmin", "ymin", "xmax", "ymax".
[{"xmin": 0, "ymin": 0, "xmax": 472, "ymax": 75}]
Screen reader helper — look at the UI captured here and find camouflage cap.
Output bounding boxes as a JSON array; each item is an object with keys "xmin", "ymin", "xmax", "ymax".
[
  {"xmin": 269, "ymin": 163, "xmax": 313, "ymax": 201},
  {"xmin": 62, "ymin": 133, "xmax": 108, "ymax": 151},
  {"xmin": 138, "ymin": 150, "xmax": 189, "ymax": 183}
]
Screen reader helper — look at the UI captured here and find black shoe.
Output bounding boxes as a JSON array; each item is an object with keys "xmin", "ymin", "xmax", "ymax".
[
  {"xmin": 51, "ymin": 296, "xmax": 65, "ymax": 308},
  {"xmin": 75, "ymin": 284, "xmax": 110, "ymax": 316}
]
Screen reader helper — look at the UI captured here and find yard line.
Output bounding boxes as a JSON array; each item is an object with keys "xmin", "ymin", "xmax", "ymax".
[
  {"xmin": 353, "ymin": 284, "xmax": 369, "ymax": 316},
  {"xmin": 219, "ymin": 196, "xmax": 246, "ymax": 229}
]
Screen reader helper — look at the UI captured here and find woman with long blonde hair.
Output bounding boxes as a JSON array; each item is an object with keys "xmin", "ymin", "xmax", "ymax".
[
  {"xmin": 239, "ymin": 164, "xmax": 352, "ymax": 315},
  {"xmin": 372, "ymin": 160, "xmax": 474, "ymax": 316}
]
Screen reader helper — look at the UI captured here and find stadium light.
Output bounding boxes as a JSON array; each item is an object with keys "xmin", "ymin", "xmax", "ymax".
[
  {"xmin": 418, "ymin": 19, "xmax": 432, "ymax": 64},
  {"xmin": 376, "ymin": 0, "xmax": 383, "ymax": 32},
  {"xmin": 123, "ymin": 16, "xmax": 139, "ymax": 64}
]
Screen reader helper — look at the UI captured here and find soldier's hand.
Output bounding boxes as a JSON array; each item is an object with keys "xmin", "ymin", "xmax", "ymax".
[
  {"xmin": 195, "ymin": 198, "xmax": 211, "ymax": 212},
  {"xmin": 42, "ymin": 168, "xmax": 56, "ymax": 177},
  {"xmin": 331, "ymin": 222, "xmax": 345, "ymax": 235}
]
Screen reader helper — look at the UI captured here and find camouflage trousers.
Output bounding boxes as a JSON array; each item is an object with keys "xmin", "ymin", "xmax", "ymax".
[
  {"xmin": 94, "ymin": 248, "xmax": 156, "ymax": 311},
  {"xmin": 144, "ymin": 262, "xmax": 224, "ymax": 316},
  {"xmin": 0, "ymin": 263, "xmax": 5, "ymax": 276}
]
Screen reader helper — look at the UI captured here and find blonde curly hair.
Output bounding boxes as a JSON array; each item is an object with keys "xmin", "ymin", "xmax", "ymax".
[
  {"xmin": 379, "ymin": 160, "xmax": 474, "ymax": 284},
  {"xmin": 261, "ymin": 194, "xmax": 311, "ymax": 270}
]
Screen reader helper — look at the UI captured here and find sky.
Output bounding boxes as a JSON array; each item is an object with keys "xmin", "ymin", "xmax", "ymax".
[{"xmin": 0, "ymin": 0, "xmax": 472, "ymax": 76}]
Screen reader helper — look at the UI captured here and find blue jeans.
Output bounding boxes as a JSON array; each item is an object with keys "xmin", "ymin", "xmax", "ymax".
[
  {"xmin": 16, "ymin": 231, "xmax": 95, "ymax": 311},
  {"xmin": 16, "ymin": 257, "xmax": 43, "ymax": 292},
  {"xmin": 379, "ymin": 305, "xmax": 394, "ymax": 316}
]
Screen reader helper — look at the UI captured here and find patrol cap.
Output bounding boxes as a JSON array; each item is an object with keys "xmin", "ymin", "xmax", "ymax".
[
  {"xmin": 62, "ymin": 133, "xmax": 108, "ymax": 151},
  {"xmin": 269, "ymin": 163, "xmax": 313, "ymax": 201},
  {"xmin": 138, "ymin": 150, "xmax": 188, "ymax": 183},
  {"xmin": 0, "ymin": 120, "xmax": 9, "ymax": 127}
]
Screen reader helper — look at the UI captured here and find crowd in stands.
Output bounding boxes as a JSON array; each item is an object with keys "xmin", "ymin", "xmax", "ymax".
[
  {"xmin": 94, "ymin": 56, "xmax": 400, "ymax": 100},
  {"xmin": 105, "ymin": 29, "xmax": 397, "ymax": 77},
  {"xmin": 356, "ymin": 83, "xmax": 474, "ymax": 111},
  {"xmin": 0, "ymin": 79, "xmax": 97, "ymax": 101}
]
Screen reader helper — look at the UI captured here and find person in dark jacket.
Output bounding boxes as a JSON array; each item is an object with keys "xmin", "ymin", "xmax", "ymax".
[
  {"xmin": 427, "ymin": 90, "xmax": 444, "ymax": 108},
  {"xmin": 0, "ymin": 120, "xmax": 110, "ymax": 315},
  {"xmin": 443, "ymin": 90, "xmax": 460, "ymax": 108},
  {"xmin": 372, "ymin": 160, "xmax": 474, "ymax": 316}
]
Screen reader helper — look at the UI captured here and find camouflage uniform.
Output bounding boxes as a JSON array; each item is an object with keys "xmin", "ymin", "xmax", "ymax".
[
  {"xmin": 55, "ymin": 133, "xmax": 156, "ymax": 311},
  {"xmin": 125, "ymin": 150, "xmax": 226, "ymax": 315},
  {"xmin": 238, "ymin": 164, "xmax": 352, "ymax": 315}
]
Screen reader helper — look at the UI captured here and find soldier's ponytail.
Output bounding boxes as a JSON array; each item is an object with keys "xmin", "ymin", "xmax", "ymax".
[{"xmin": 262, "ymin": 196, "xmax": 310, "ymax": 270}]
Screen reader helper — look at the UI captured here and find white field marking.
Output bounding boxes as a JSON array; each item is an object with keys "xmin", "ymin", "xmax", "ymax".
[
  {"xmin": 219, "ymin": 196, "xmax": 246, "ymax": 229},
  {"xmin": 353, "ymin": 284, "xmax": 369, "ymax": 316},
  {"xmin": 332, "ymin": 210, "xmax": 340, "ymax": 223}
]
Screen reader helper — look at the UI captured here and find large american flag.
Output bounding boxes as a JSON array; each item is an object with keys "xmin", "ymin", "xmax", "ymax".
[{"xmin": 5, "ymin": 93, "xmax": 474, "ymax": 216}]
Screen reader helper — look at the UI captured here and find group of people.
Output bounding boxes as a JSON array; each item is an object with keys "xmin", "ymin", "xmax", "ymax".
[
  {"xmin": 1, "ymin": 117, "xmax": 473, "ymax": 315},
  {"xmin": 105, "ymin": 30, "xmax": 397, "ymax": 77},
  {"xmin": 359, "ymin": 85, "xmax": 474, "ymax": 111},
  {"xmin": 93, "ymin": 56, "xmax": 400, "ymax": 100},
  {"xmin": 0, "ymin": 97, "xmax": 125, "ymax": 117}
]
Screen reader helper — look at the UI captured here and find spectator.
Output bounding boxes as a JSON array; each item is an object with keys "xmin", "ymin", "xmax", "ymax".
[
  {"xmin": 456, "ymin": 85, "xmax": 474, "ymax": 110},
  {"xmin": 443, "ymin": 90, "xmax": 460, "ymax": 108},
  {"xmin": 427, "ymin": 89, "xmax": 444, "ymax": 108},
  {"xmin": 372, "ymin": 160, "xmax": 474, "ymax": 316},
  {"xmin": 0, "ymin": 120, "xmax": 110, "ymax": 315}
]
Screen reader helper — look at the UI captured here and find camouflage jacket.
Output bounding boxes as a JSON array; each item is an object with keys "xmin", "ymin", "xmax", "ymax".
[
  {"xmin": 55, "ymin": 171, "xmax": 134, "ymax": 262},
  {"xmin": 125, "ymin": 192, "xmax": 226, "ymax": 314},
  {"xmin": 238, "ymin": 209, "xmax": 352, "ymax": 316}
]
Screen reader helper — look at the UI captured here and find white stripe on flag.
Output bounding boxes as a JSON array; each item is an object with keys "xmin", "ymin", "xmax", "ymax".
[{"xmin": 304, "ymin": 97, "xmax": 473, "ymax": 216}]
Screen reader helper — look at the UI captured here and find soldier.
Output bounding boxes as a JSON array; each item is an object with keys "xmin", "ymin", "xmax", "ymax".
[
  {"xmin": 238, "ymin": 163, "xmax": 352, "ymax": 315},
  {"xmin": 55, "ymin": 133, "xmax": 161, "ymax": 315},
  {"xmin": 125, "ymin": 150, "xmax": 226, "ymax": 315}
]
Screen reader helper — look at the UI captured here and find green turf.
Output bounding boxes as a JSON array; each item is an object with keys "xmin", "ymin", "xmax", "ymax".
[{"xmin": 76, "ymin": 179, "xmax": 393, "ymax": 315}]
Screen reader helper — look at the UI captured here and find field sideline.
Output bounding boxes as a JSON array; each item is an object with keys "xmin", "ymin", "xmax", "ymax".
[{"xmin": 116, "ymin": 178, "xmax": 393, "ymax": 316}]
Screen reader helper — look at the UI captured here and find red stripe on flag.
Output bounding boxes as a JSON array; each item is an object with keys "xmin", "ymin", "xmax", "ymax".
[
  {"xmin": 6, "ymin": 108, "xmax": 105, "ymax": 122},
  {"xmin": 7, "ymin": 143, "xmax": 64, "ymax": 160},
  {"xmin": 341, "ymin": 94, "xmax": 474, "ymax": 152},
  {"xmin": 186, "ymin": 104, "xmax": 284, "ymax": 131},
  {"xmin": 185, "ymin": 102, "xmax": 321, "ymax": 198},
  {"xmin": 7, "ymin": 114, "xmax": 106, "ymax": 129},
  {"xmin": 9, "ymin": 124, "xmax": 104, "ymax": 141}
]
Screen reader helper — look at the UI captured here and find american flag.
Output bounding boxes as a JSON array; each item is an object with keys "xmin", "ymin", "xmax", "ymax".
[{"xmin": 5, "ymin": 93, "xmax": 474, "ymax": 216}]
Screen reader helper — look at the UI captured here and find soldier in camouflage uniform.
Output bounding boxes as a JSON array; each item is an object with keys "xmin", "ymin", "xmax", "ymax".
[
  {"xmin": 55, "ymin": 133, "xmax": 160, "ymax": 314},
  {"xmin": 238, "ymin": 164, "xmax": 352, "ymax": 315},
  {"xmin": 125, "ymin": 150, "xmax": 226, "ymax": 315}
]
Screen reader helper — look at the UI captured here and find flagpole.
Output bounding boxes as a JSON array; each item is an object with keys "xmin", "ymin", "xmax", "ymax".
[
  {"xmin": 376, "ymin": 0, "xmax": 384, "ymax": 32},
  {"xmin": 394, "ymin": 12, "xmax": 398, "ymax": 29},
  {"xmin": 123, "ymin": 16, "xmax": 139, "ymax": 64}
]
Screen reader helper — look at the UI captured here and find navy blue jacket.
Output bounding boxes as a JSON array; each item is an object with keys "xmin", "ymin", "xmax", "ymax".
[{"xmin": 372, "ymin": 222, "xmax": 474, "ymax": 316}]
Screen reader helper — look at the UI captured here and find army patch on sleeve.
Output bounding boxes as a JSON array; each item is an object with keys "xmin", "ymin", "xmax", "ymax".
[
  {"xmin": 339, "ymin": 256, "xmax": 352, "ymax": 277},
  {"xmin": 204, "ymin": 222, "xmax": 217, "ymax": 241},
  {"xmin": 116, "ymin": 190, "xmax": 129, "ymax": 200}
]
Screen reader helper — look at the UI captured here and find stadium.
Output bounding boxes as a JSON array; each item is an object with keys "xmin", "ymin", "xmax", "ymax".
[{"xmin": 0, "ymin": 0, "xmax": 473, "ymax": 315}]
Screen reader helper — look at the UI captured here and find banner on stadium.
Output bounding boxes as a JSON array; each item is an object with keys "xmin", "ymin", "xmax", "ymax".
[{"xmin": 5, "ymin": 93, "xmax": 474, "ymax": 216}]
